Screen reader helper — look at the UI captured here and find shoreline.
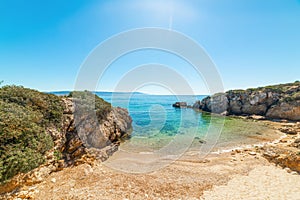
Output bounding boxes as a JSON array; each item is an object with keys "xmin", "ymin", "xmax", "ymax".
[
  {"xmin": 2, "ymin": 115, "xmax": 299, "ymax": 199},
  {"xmin": 210, "ymin": 123, "xmax": 287, "ymax": 155}
]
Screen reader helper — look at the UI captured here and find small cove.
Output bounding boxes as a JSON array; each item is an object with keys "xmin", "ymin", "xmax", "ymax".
[{"xmin": 97, "ymin": 92, "xmax": 281, "ymax": 154}]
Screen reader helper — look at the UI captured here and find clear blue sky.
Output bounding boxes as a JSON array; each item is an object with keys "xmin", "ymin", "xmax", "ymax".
[{"xmin": 1, "ymin": 0, "xmax": 299, "ymax": 94}]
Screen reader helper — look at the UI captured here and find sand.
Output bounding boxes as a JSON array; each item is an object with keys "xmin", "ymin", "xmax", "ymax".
[
  {"xmin": 201, "ymin": 165, "xmax": 300, "ymax": 200},
  {"xmin": 3, "ymin": 120, "xmax": 300, "ymax": 200},
  {"xmin": 11, "ymin": 149, "xmax": 298, "ymax": 200}
]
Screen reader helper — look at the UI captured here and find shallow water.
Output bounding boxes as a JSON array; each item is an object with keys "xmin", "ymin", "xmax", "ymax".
[{"xmin": 96, "ymin": 92, "xmax": 280, "ymax": 153}]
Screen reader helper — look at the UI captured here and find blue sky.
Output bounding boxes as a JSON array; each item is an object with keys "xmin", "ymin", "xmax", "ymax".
[{"xmin": 0, "ymin": 0, "xmax": 299, "ymax": 94}]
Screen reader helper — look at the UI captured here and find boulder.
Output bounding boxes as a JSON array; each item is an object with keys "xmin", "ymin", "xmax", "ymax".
[
  {"xmin": 241, "ymin": 103, "xmax": 268, "ymax": 115},
  {"xmin": 266, "ymin": 101, "xmax": 300, "ymax": 121},
  {"xmin": 172, "ymin": 102, "xmax": 187, "ymax": 108},
  {"xmin": 201, "ymin": 93, "xmax": 228, "ymax": 114},
  {"xmin": 63, "ymin": 99, "xmax": 132, "ymax": 163},
  {"xmin": 192, "ymin": 100, "xmax": 202, "ymax": 109},
  {"xmin": 228, "ymin": 100, "xmax": 242, "ymax": 114}
]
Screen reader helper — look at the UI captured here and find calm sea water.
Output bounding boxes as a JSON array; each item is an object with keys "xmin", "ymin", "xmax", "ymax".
[
  {"xmin": 51, "ymin": 91, "xmax": 279, "ymax": 152},
  {"xmin": 97, "ymin": 92, "xmax": 206, "ymax": 137}
]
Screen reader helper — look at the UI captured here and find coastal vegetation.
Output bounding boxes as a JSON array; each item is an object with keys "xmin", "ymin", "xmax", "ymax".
[
  {"xmin": 0, "ymin": 86, "xmax": 64, "ymax": 183},
  {"xmin": 0, "ymin": 86, "xmax": 130, "ymax": 185},
  {"xmin": 68, "ymin": 91, "xmax": 112, "ymax": 122}
]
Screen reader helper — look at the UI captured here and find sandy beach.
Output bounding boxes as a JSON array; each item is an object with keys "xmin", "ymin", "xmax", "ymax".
[
  {"xmin": 7, "ymin": 120, "xmax": 299, "ymax": 200},
  {"xmin": 18, "ymin": 149, "xmax": 299, "ymax": 200}
]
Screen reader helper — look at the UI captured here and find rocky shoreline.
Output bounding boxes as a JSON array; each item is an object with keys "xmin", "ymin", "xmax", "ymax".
[
  {"xmin": 259, "ymin": 122, "xmax": 300, "ymax": 173},
  {"xmin": 1, "ymin": 83, "xmax": 300, "ymax": 199},
  {"xmin": 225, "ymin": 120, "xmax": 300, "ymax": 173},
  {"xmin": 191, "ymin": 82, "xmax": 300, "ymax": 174},
  {"xmin": 173, "ymin": 82, "xmax": 300, "ymax": 176},
  {"xmin": 0, "ymin": 88, "xmax": 132, "ymax": 196},
  {"xmin": 192, "ymin": 81, "xmax": 300, "ymax": 121},
  {"xmin": 4, "ymin": 119, "xmax": 299, "ymax": 200}
]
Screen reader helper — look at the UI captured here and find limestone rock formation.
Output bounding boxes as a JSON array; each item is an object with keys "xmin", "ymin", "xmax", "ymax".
[
  {"xmin": 62, "ymin": 97, "xmax": 132, "ymax": 165},
  {"xmin": 200, "ymin": 93, "xmax": 228, "ymax": 114},
  {"xmin": 266, "ymin": 101, "xmax": 300, "ymax": 121},
  {"xmin": 0, "ymin": 89, "xmax": 132, "ymax": 194},
  {"xmin": 262, "ymin": 146, "xmax": 300, "ymax": 173},
  {"xmin": 259, "ymin": 122, "xmax": 300, "ymax": 173},
  {"xmin": 194, "ymin": 81, "xmax": 300, "ymax": 121}
]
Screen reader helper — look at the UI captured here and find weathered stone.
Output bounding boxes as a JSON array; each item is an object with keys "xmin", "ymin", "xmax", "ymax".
[
  {"xmin": 201, "ymin": 93, "xmax": 228, "ymax": 114},
  {"xmin": 266, "ymin": 101, "xmax": 300, "ymax": 121},
  {"xmin": 192, "ymin": 100, "xmax": 202, "ymax": 109},
  {"xmin": 196, "ymin": 82, "xmax": 300, "ymax": 121},
  {"xmin": 262, "ymin": 146, "xmax": 300, "ymax": 173},
  {"xmin": 292, "ymin": 138, "xmax": 300, "ymax": 148},
  {"xmin": 172, "ymin": 102, "xmax": 187, "ymax": 108},
  {"xmin": 229, "ymin": 100, "xmax": 242, "ymax": 114},
  {"xmin": 0, "ymin": 97, "xmax": 132, "ymax": 194},
  {"xmin": 279, "ymin": 127, "xmax": 298, "ymax": 135}
]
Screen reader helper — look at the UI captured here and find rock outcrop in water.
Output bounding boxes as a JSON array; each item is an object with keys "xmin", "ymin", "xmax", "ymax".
[
  {"xmin": 0, "ymin": 87, "xmax": 132, "ymax": 194},
  {"xmin": 193, "ymin": 81, "xmax": 300, "ymax": 121},
  {"xmin": 172, "ymin": 102, "xmax": 188, "ymax": 108}
]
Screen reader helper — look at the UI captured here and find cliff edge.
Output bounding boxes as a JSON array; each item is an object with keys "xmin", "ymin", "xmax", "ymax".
[
  {"xmin": 193, "ymin": 81, "xmax": 300, "ymax": 121},
  {"xmin": 0, "ymin": 86, "xmax": 132, "ymax": 194}
]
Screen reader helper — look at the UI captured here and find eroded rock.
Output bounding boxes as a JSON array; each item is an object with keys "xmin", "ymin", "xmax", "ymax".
[
  {"xmin": 0, "ymin": 96, "xmax": 132, "ymax": 195},
  {"xmin": 197, "ymin": 82, "xmax": 300, "ymax": 121}
]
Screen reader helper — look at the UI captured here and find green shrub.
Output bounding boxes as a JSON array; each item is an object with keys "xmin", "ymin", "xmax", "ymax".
[
  {"xmin": 283, "ymin": 91, "xmax": 300, "ymax": 102},
  {"xmin": 53, "ymin": 150, "xmax": 62, "ymax": 160},
  {"xmin": 68, "ymin": 91, "xmax": 112, "ymax": 122},
  {"xmin": 0, "ymin": 86, "xmax": 64, "ymax": 183},
  {"xmin": 0, "ymin": 85, "xmax": 64, "ymax": 127}
]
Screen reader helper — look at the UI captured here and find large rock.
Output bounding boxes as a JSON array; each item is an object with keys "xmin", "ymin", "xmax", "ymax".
[
  {"xmin": 197, "ymin": 82, "xmax": 300, "ymax": 121},
  {"xmin": 266, "ymin": 101, "xmax": 300, "ymax": 121},
  {"xmin": 172, "ymin": 102, "xmax": 187, "ymax": 108},
  {"xmin": 62, "ymin": 98, "xmax": 132, "ymax": 164},
  {"xmin": 0, "ymin": 95, "xmax": 132, "ymax": 194},
  {"xmin": 201, "ymin": 93, "xmax": 228, "ymax": 114},
  {"xmin": 192, "ymin": 100, "xmax": 202, "ymax": 109}
]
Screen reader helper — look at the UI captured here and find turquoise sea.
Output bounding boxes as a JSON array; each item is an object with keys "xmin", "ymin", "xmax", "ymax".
[
  {"xmin": 51, "ymin": 92, "xmax": 280, "ymax": 153},
  {"xmin": 98, "ymin": 92, "xmax": 205, "ymax": 136}
]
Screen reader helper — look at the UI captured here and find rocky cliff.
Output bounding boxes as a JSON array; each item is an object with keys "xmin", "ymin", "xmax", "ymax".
[
  {"xmin": 61, "ymin": 95, "xmax": 132, "ymax": 166},
  {"xmin": 0, "ymin": 87, "xmax": 132, "ymax": 194},
  {"xmin": 193, "ymin": 81, "xmax": 300, "ymax": 121}
]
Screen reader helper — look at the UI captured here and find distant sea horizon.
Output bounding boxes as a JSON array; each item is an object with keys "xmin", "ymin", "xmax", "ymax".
[{"xmin": 48, "ymin": 91, "xmax": 208, "ymax": 96}]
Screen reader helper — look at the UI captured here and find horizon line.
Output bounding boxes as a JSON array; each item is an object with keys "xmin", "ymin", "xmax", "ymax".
[{"xmin": 46, "ymin": 90, "xmax": 208, "ymax": 96}]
